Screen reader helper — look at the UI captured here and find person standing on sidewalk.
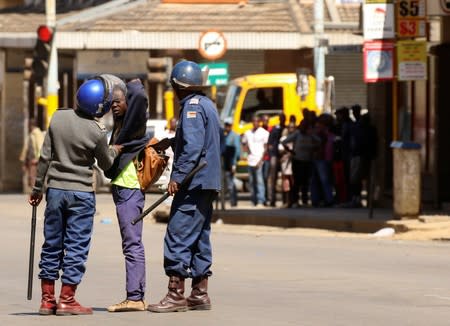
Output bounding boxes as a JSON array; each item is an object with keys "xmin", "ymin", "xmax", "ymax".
[
  {"xmin": 104, "ymin": 77, "xmax": 150, "ymax": 312},
  {"xmin": 221, "ymin": 117, "xmax": 241, "ymax": 207},
  {"xmin": 20, "ymin": 118, "xmax": 44, "ymax": 193},
  {"xmin": 281, "ymin": 119, "xmax": 318, "ymax": 208},
  {"xmin": 28, "ymin": 76, "xmax": 123, "ymax": 316},
  {"xmin": 267, "ymin": 113, "xmax": 286, "ymax": 207},
  {"xmin": 147, "ymin": 60, "xmax": 221, "ymax": 313},
  {"xmin": 242, "ymin": 115, "xmax": 270, "ymax": 207},
  {"xmin": 278, "ymin": 120, "xmax": 296, "ymax": 207}
]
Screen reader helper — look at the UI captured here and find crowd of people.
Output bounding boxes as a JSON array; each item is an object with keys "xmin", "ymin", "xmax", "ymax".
[{"xmin": 221, "ymin": 105, "xmax": 378, "ymax": 209}]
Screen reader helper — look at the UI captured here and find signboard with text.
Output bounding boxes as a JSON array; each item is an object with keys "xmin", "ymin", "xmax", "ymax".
[
  {"xmin": 199, "ymin": 62, "xmax": 229, "ymax": 86},
  {"xmin": 363, "ymin": 3, "xmax": 395, "ymax": 40},
  {"xmin": 397, "ymin": 0, "xmax": 426, "ymax": 38},
  {"xmin": 397, "ymin": 40, "xmax": 427, "ymax": 80},
  {"xmin": 363, "ymin": 41, "xmax": 395, "ymax": 82}
]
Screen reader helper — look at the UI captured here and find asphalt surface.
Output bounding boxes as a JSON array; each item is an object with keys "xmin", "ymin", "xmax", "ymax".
[{"xmin": 2, "ymin": 193, "xmax": 450, "ymax": 325}]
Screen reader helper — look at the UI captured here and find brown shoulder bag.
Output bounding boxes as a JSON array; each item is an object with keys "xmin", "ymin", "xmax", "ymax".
[{"xmin": 135, "ymin": 137, "xmax": 169, "ymax": 191}]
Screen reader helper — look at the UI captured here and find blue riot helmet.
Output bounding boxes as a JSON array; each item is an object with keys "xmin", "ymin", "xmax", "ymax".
[
  {"xmin": 76, "ymin": 74, "xmax": 126, "ymax": 117},
  {"xmin": 76, "ymin": 79, "xmax": 108, "ymax": 117},
  {"xmin": 170, "ymin": 60, "xmax": 205, "ymax": 90}
]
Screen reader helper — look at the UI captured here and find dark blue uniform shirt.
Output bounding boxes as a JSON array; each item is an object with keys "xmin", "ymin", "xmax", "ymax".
[{"xmin": 171, "ymin": 93, "xmax": 221, "ymax": 191}]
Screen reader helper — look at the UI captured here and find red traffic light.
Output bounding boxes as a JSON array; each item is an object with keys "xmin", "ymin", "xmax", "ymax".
[{"xmin": 37, "ymin": 25, "xmax": 53, "ymax": 43}]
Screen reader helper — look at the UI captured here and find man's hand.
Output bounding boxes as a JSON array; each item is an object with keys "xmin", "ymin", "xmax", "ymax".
[
  {"xmin": 29, "ymin": 191, "xmax": 42, "ymax": 206},
  {"xmin": 231, "ymin": 165, "xmax": 236, "ymax": 175},
  {"xmin": 151, "ymin": 138, "xmax": 172, "ymax": 152},
  {"xmin": 167, "ymin": 180, "xmax": 180, "ymax": 196}
]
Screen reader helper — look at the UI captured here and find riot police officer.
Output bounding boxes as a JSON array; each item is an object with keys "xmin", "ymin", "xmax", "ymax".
[
  {"xmin": 147, "ymin": 60, "xmax": 221, "ymax": 313},
  {"xmin": 29, "ymin": 76, "xmax": 123, "ymax": 315}
]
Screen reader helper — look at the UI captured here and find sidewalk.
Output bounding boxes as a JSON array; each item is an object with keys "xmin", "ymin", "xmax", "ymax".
[
  {"xmin": 143, "ymin": 194, "xmax": 450, "ymax": 237},
  {"xmin": 6, "ymin": 193, "xmax": 450, "ymax": 239}
]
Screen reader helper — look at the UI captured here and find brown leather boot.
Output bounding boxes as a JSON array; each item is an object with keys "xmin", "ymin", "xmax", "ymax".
[
  {"xmin": 147, "ymin": 276, "xmax": 188, "ymax": 313},
  {"xmin": 187, "ymin": 276, "xmax": 211, "ymax": 310},
  {"xmin": 39, "ymin": 279, "xmax": 57, "ymax": 315},
  {"xmin": 55, "ymin": 284, "xmax": 93, "ymax": 315}
]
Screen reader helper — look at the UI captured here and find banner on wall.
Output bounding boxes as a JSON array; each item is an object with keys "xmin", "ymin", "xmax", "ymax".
[
  {"xmin": 397, "ymin": 40, "xmax": 427, "ymax": 81},
  {"xmin": 363, "ymin": 3, "xmax": 395, "ymax": 40},
  {"xmin": 363, "ymin": 41, "xmax": 395, "ymax": 83}
]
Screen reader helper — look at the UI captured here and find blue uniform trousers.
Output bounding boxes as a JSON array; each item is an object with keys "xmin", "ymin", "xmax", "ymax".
[
  {"xmin": 112, "ymin": 185, "xmax": 146, "ymax": 301},
  {"xmin": 164, "ymin": 189, "xmax": 216, "ymax": 279},
  {"xmin": 38, "ymin": 188, "xmax": 95, "ymax": 285}
]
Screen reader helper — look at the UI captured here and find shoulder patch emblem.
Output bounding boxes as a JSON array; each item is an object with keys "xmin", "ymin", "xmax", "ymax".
[
  {"xmin": 187, "ymin": 111, "xmax": 197, "ymax": 119},
  {"xmin": 189, "ymin": 98, "xmax": 200, "ymax": 105},
  {"xmin": 94, "ymin": 120, "xmax": 106, "ymax": 131}
]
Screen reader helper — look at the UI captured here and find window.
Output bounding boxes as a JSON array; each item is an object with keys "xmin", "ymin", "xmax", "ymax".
[{"xmin": 240, "ymin": 87, "xmax": 283, "ymax": 123}]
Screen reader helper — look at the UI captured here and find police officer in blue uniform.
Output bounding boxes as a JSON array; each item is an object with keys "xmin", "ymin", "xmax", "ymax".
[{"xmin": 147, "ymin": 60, "xmax": 221, "ymax": 313}]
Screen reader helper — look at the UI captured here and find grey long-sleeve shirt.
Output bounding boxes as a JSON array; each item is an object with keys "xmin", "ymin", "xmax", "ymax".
[
  {"xmin": 33, "ymin": 108, "xmax": 119, "ymax": 193},
  {"xmin": 281, "ymin": 130, "xmax": 319, "ymax": 161}
]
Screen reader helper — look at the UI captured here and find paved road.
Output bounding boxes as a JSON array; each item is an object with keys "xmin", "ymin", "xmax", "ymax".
[{"xmin": 2, "ymin": 194, "xmax": 450, "ymax": 325}]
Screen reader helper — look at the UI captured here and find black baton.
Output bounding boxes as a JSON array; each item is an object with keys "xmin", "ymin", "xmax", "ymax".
[
  {"xmin": 131, "ymin": 161, "xmax": 207, "ymax": 225},
  {"xmin": 27, "ymin": 205, "xmax": 37, "ymax": 300}
]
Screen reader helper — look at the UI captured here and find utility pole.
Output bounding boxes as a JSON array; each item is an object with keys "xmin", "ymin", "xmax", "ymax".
[
  {"xmin": 46, "ymin": 0, "xmax": 58, "ymax": 127},
  {"xmin": 314, "ymin": 0, "xmax": 326, "ymax": 112}
]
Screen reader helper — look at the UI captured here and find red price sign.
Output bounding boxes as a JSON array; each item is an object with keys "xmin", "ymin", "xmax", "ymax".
[{"xmin": 398, "ymin": 20, "xmax": 426, "ymax": 37}]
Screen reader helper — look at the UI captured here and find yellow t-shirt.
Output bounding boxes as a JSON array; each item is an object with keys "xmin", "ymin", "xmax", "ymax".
[{"xmin": 111, "ymin": 160, "xmax": 140, "ymax": 189}]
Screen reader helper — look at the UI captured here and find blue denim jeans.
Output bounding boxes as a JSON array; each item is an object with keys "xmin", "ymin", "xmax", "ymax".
[
  {"xmin": 39, "ymin": 188, "xmax": 95, "ymax": 285},
  {"xmin": 311, "ymin": 160, "xmax": 334, "ymax": 206},
  {"xmin": 164, "ymin": 189, "xmax": 216, "ymax": 278},
  {"xmin": 248, "ymin": 165, "xmax": 266, "ymax": 205},
  {"xmin": 224, "ymin": 170, "xmax": 238, "ymax": 206}
]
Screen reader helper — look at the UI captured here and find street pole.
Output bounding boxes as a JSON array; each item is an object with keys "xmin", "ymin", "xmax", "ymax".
[
  {"xmin": 46, "ymin": 0, "xmax": 58, "ymax": 127},
  {"xmin": 314, "ymin": 0, "xmax": 326, "ymax": 112}
]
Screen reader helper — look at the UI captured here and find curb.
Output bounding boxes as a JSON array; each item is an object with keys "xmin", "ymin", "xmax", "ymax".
[
  {"xmin": 153, "ymin": 205, "xmax": 450, "ymax": 235},
  {"xmin": 212, "ymin": 209, "xmax": 390, "ymax": 233}
]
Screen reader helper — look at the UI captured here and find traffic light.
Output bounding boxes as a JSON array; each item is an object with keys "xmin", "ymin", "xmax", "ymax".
[
  {"xmin": 147, "ymin": 57, "xmax": 173, "ymax": 85},
  {"xmin": 23, "ymin": 57, "xmax": 33, "ymax": 81},
  {"xmin": 32, "ymin": 25, "xmax": 54, "ymax": 85}
]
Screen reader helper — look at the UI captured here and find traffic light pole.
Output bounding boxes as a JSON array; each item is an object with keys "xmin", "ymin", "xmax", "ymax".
[{"xmin": 46, "ymin": 0, "xmax": 58, "ymax": 127}]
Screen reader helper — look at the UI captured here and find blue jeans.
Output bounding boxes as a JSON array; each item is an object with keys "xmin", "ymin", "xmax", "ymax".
[
  {"xmin": 112, "ymin": 186, "xmax": 146, "ymax": 301},
  {"xmin": 248, "ymin": 165, "xmax": 266, "ymax": 205},
  {"xmin": 39, "ymin": 188, "xmax": 95, "ymax": 285},
  {"xmin": 311, "ymin": 160, "xmax": 334, "ymax": 206},
  {"xmin": 224, "ymin": 171, "xmax": 238, "ymax": 206},
  {"xmin": 164, "ymin": 189, "xmax": 216, "ymax": 278}
]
